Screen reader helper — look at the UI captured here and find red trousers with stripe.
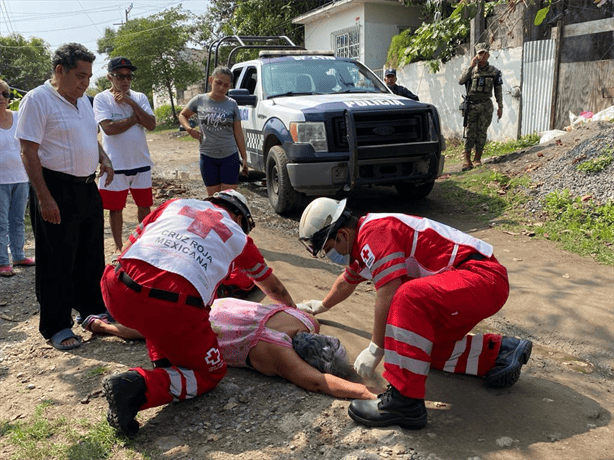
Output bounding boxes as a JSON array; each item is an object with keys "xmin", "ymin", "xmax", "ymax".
[
  {"xmin": 383, "ymin": 257, "xmax": 509, "ymax": 399},
  {"xmin": 101, "ymin": 265, "xmax": 226, "ymax": 410}
]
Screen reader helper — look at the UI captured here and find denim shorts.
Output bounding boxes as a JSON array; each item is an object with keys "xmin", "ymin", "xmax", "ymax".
[{"xmin": 199, "ymin": 152, "xmax": 240, "ymax": 187}]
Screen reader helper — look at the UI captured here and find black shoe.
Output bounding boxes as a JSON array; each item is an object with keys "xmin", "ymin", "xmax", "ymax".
[
  {"xmin": 485, "ymin": 336, "xmax": 532, "ymax": 389},
  {"xmin": 348, "ymin": 385, "xmax": 427, "ymax": 430},
  {"xmin": 103, "ymin": 371, "xmax": 147, "ymax": 437}
]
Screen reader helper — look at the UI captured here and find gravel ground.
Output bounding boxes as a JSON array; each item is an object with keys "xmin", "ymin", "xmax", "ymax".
[{"xmin": 489, "ymin": 121, "xmax": 614, "ymax": 212}]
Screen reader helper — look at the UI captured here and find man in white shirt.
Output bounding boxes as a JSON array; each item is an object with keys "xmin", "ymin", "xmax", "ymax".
[
  {"xmin": 17, "ymin": 43, "xmax": 114, "ymax": 351},
  {"xmin": 94, "ymin": 57, "xmax": 156, "ymax": 254}
]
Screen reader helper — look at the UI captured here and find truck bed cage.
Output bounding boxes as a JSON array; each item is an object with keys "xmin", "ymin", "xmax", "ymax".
[{"xmin": 205, "ymin": 36, "xmax": 305, "ymax": 91}]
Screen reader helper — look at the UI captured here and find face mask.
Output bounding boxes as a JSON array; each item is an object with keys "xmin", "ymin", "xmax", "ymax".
[{"xmin": 327, "ymin": 248, "xmax": 350, "ymax": 265}]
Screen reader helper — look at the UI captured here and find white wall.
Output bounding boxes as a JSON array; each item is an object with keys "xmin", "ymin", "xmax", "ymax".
[
  {"xmin": 303, "ymin": 4, "xmax": 364, "ymax": 54},
  {"xmin": 363, "ymin": 3, "xmax": 420, "ymax": 72},
  {"xmin": 397, "ymin": 46, "xmax": 523, "ymax": 141}
]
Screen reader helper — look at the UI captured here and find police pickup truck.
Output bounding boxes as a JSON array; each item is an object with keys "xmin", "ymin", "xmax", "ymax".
[{"xmin": 227, "ymin": 49, "xmax": 445, "ymax": 213}]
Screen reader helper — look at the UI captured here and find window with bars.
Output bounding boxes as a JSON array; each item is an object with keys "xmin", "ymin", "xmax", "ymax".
[{"xmin": 333, "ymin": 26, "xmax": 360, "ymax": 60}]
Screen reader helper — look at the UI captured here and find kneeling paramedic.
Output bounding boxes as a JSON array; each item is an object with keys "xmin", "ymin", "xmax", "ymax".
[
  {"xmin": 100, "ymin": 190, "xmax": 297, "ymax": 436},
  {"xmin": 297, "ymin": 198, "xmax": 532, "ymax": 429}
]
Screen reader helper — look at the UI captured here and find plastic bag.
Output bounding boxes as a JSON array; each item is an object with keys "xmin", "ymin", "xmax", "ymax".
[{"xmin": 539, "ymin": 129, "xmax": 567, "ymax": 144}]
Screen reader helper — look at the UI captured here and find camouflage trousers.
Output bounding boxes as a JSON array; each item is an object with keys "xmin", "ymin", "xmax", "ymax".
[{"xmin": 464, "ymin": 99, "xmax": 494, "ymax": 153}]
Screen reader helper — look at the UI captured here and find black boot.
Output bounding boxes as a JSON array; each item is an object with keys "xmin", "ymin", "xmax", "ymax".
[
  {"xmin": 485, "ymin": 336, "xmax": 532, "ymax": 389},
  {"xmin": 348, "ymin": 385, "xmax": 427, "ymax": 430},
  {"xmin": 103, "ymin": 371, "xmax": 147, "ymax": 437}
]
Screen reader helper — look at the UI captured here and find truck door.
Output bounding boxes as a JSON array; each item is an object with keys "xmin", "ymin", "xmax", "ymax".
[{"xmin": 236, "ymin": 65, "xmax": 265, "ymax": 170}]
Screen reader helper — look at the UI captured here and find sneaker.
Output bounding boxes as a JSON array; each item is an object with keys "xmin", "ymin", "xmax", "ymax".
[
  {"xmin": 348, "ymin": 385, "xmax": 427, "ymax": 430},
  {"xmin": 103, "ymin": 371, "xmax": 147, "ymax": 436},
  {"xmin": 485, "ymin": 336, "xmax": 533, "ymax": 389}
]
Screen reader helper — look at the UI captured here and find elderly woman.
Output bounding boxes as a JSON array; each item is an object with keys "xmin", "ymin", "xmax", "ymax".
[
  {"xmin": 85, "ymin": 298, "xmax": 377, "ymax": 400},
  {"xmin": 0, "ymin": 80, "xmax": 34, "ymax": 276}
]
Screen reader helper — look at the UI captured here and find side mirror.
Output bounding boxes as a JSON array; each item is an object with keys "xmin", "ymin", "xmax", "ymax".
[{"xmin": 228, "ymin": 89, "xmax": 257, "ymax": 107}]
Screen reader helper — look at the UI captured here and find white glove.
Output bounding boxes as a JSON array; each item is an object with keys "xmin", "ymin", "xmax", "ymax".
[
  {"xmin": 296, "ymin": 300, "xmax": 330, "ymax": 315},
  {"xmin": 354, "ymin": 342, "xmax": 385, "ymax": 378}
]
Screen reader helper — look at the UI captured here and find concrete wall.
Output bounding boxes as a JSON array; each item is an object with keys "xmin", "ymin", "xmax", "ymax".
[
  {"xmin": 363, "ymin": 2, "xmax": 420, "ymax": 72},
  {"xmin": 303, "ymin": 4, "xmax": 364, "ymax": 55},
  {"xmin": 396, "ymin": 46, "xmax": 523, "ymax": 141}
]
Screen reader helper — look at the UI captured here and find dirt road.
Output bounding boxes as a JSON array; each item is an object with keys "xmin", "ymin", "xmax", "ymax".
[{"xmin": 0, "ymin": 131, "xmax": 611, "ymax": 460}]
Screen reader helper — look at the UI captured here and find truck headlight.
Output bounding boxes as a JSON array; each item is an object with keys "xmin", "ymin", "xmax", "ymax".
[{"xmin": 290, "ymin": 122, "xmax": 328, "ymax": 152}]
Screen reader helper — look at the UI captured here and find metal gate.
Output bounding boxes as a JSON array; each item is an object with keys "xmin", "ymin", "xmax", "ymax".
[{"xmin": 521, "ymin": 39, "xmax": 555, "ymax": 136}]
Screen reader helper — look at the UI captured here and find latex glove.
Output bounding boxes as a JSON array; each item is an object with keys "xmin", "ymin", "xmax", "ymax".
[
  {"xmin": 354, "ymin": 342, "xmax": 385, "ymax": 378},
  {"xmin": 296, "ymin": 300, "xmax": 330, "ymax": 315}
]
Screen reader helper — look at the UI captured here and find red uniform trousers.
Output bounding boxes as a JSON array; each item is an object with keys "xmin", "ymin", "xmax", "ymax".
[
  {"xmin": 101, "ymin": 265, "xmax": 226, "ymax": 410},
  {"xmin": 383, "ymin": 257, "xmax": 509, "ymax": 399}
]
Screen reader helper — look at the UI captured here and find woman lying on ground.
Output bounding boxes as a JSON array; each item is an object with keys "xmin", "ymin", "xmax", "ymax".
[{"xmin": 84, "ymin": 298, "xmax": 377, "ymax": 400}]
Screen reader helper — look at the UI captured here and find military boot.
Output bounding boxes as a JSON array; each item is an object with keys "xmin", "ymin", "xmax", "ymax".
[
  {"xmin": 473, "ymin": 150, "xmax": 483, "ymax": 166},
  {"xmin": 103, "ymin": 371, "xmax": 147, "ymax": 437},
  {"xmin": 462, "ymin": 151, "xmax": 473, "ymax": 171},
  {"xmin": 348, "ymin": 385, "xmax": 427, "ymax": 429},
  {"xmin": 485, "ymin": 336, "xmax": 532, "ymax": 389}
]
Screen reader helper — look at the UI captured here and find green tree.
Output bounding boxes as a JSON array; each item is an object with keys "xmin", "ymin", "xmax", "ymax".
[
  {"xmin": 201, "ymin": 0, "xmax": 327, "ymax": 48},
  {"xmin": 97, "ymin": 6, "xmax": 204, "ymax": 120},
  {"xmin": 0, "ymin": 33, "xmax": 52, "ymax": 91}
]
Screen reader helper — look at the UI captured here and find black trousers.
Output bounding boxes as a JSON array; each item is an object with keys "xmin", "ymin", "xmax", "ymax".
[{"xmin": 30, "ymin": 170, "xmax": 107, "ymax": 339}]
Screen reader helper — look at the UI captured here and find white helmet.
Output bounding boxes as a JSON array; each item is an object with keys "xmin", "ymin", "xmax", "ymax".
[
  {"xmin": 210, "ymin": 189, "xmax": 255, "ymax": 234},
  {"xmin": 299, "ymin": 198, "xmax": 350, "ymax": 257}
]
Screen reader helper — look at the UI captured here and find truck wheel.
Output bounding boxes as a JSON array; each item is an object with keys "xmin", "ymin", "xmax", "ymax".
[
  {"xmin": 395, "ymin": 181, "xmax": 435, "ymax": 200},
  {"xmin": 266, "ymin": 146, "xmax": 300, "ymax": 213}
]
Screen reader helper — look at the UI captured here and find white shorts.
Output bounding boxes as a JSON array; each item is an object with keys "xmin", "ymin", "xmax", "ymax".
[{"xmin": 99, "ymin": 168, "xmax": 152, "ymax": 192}]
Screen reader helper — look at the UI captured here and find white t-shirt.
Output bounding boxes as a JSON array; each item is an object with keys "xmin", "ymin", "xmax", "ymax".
[
  {"xmin": 0, "ymin": 111, "xmax": 28, "ymax": 184},
  {"xmin": 93, "ymin": 89, "xmax": 154, "ymax": 170},
  {"xmin": 15, "ymin": 80, "xmax": 99, "ymax": 177}
]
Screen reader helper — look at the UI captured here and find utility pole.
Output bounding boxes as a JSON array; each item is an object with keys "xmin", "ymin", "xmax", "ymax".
[{"xmin": 125, "ymin": 3, "xmax": 133, "ymax": 23}]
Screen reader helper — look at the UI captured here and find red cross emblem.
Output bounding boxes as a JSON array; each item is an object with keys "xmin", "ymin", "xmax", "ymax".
[
  {"xmin": 178, "ymin": 206, "xmax": 232, "ymax": 242},
  {"xmin": 205, "ymin": 348, "xmax": 221, "ymax": 365},
  {"xmin": 362, "ymin": 248, "xmax": 370, "ymax": 260}
]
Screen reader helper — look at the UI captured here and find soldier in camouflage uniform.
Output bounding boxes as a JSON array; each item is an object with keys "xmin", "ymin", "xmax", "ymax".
[{"xmin": 458, "ymin": 43, "xmax": 503, "ymax": 171}]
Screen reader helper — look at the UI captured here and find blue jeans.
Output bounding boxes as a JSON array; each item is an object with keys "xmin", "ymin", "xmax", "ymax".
[{"xmin": 0, "ymin": 182, "xmax": 29, "ymax": 265}]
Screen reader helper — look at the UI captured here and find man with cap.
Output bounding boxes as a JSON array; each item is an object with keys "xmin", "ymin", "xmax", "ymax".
[
  {"xmin": 100, "ymin": 190, "xmax": 298, "ymax": 436},
  {"xmin": 297, "ymin": 197, "xmax": 532, "ymax": 430},
  {"xmin": 458, "ymin": 42, "xmax": 503, "ymax": 171},
  {"xmin": 384, "ymin": 68, "xmax": 419, "ymax": 101},
  {"xmin": 93, "ymin": 57, "xmax": 156, "ymax": 257}
]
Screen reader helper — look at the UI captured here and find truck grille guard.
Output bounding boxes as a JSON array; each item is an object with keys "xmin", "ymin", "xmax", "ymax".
[{"xmin": 343, "ymin": 109, "xmax": 441, "ymax": 191}]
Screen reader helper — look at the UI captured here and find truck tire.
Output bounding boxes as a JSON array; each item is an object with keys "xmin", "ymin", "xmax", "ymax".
[
  {"xmin": 266, "ymin": 146, "xmax": 300, "ymax": 213},
  {"xmin": 395, "ymin": 181, "xmax": 435, "ymax": 200}
]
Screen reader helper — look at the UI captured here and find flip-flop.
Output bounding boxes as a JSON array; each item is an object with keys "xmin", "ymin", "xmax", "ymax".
[
  {"xmin": 13, "ymin": 258, "xmax": 35, "ymax": 267},
  {"xmin": 0, "ymin": 265, "xmax": 15, "ymax": 277},
  {"xmin": 82, "ymin": 314, "xmax": 111, "ymax": 333},
  {"xmin": 50, "ymin": 328, "xmax": 82, "ymax": 351}
]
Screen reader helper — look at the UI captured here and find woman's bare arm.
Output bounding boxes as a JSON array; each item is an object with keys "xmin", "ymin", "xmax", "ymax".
[{"xmin": 248, "ymin": 342, "xmax": 377, "ymax": 400}]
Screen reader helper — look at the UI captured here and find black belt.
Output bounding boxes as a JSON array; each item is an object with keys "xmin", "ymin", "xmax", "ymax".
[
  {"xmin": 114, "ymin": 165, "xmax": 151, "ymax": 176},
  {"xmin": 458, "ymin": 252, "xmax": 487, "ymax": 266},
  {"xmin": 118, "ymin": 270, "xmax": 205, "ymax": 308},
  {"xmin": 43, "ymin": 167, "xmax": 96, "ymax": 184}
]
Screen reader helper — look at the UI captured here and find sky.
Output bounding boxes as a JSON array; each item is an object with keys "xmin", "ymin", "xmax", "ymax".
[{"xmin": 0, "ymin": 0, "xmax": 211, "ymax": 85}]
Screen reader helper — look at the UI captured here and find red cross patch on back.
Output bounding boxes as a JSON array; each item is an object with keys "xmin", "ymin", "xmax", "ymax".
[{"xmin": 178, "ymin": 206, "xmax": 232, "ymax": 242}]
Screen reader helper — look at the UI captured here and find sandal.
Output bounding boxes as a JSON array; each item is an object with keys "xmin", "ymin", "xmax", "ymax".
[
  {"xmin": 49, "ymin": 328, "xmax": 82, "ymax": 350},
  {"xmin": 82, "ymin": 314, "xmax": 110, "ymax": 333},
  {"xmin": 13, "ymin": 257, "xmax": 35, "ymax": 267},
  {"xmin": 461, "ymin": 163, "xmax": 473, "ymax": 172},
  {"xmin": 0, "ymin": 265, "xmax": 15, "ymax": 277}
]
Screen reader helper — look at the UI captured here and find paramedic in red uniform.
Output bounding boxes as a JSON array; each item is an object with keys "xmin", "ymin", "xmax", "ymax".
[
  {"xmin": 101, "ymin": 190, "xmax": 297, "ymax": 436},
  {"xmin": 297, "ymin": 198, "xmax": 532, "ymax": 430}
]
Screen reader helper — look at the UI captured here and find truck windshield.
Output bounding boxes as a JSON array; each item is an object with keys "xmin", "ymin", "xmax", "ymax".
[{"xmin": 262, "ymin": 57, "xmax": 389, "ymax": 99}]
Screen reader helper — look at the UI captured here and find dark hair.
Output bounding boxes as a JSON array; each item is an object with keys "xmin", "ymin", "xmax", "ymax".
[
  {"xmin": 52, "ymin": 43, "xmax": 95, "ymax": 71},
  {"xmin": 211, "ymin": 66, "xmax": 233, "ymax": 80},
  {"xmin": 292, "ymin": 332, "xmax": 352, "ymax": 378}
]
